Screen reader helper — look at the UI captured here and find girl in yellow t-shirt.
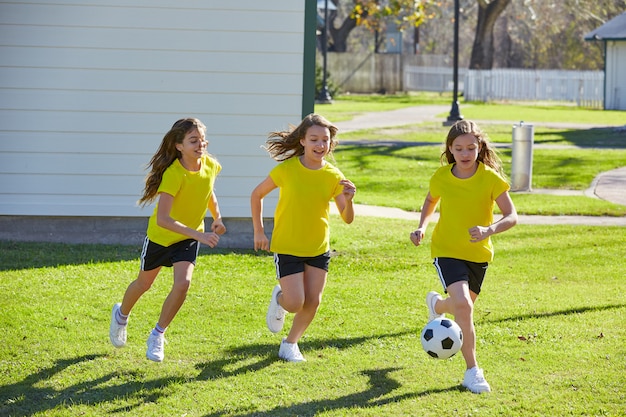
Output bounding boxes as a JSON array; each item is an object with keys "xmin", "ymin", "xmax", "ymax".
[
  {"xmin": 410, "ymin": 120, "xmax": 518, "ymax": 393},
  {"xmin": 109, "ymin": 118, "xmax": 225, "ymax": 362},
  {"xmin": 251, "ymin": 113, "xmax": 356, "ymax": 362}
]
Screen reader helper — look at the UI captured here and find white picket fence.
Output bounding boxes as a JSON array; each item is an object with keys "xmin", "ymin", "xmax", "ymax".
[
  {"xmin": 403, "ymin": 66, "xmax": 468, "ymax": 93},
  {"xmin": 404, "ymin": 66, "xmax": 604, "ymax": 108}
]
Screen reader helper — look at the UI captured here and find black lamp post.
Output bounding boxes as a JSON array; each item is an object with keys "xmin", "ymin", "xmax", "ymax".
[
  {"xmin": 316, "ymin": 0, "xmax": 332, "ymax": 104},
  {"xmin": 445, "ymin": 0, "xmax": 463, "ymax": 125}
]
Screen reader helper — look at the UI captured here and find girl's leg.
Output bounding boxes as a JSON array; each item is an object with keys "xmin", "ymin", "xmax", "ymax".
[
  {"xmin": 120, "ymin": 267, "xmax": 162, "ymax": 316},
  {"xmin": 283, "ymin": 265, "xmax": 327, "ymax": 344},
  {"xmin": 436, "ymin": 281, "xmax": 478, "ymax": 370},
  {"xmin": 157, "ymin": 261, "xmax": 194, "ymax": 329}
]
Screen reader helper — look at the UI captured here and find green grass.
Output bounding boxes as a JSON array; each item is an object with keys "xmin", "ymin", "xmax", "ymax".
[
  {"xmin": 317, "ymin": 92, "xmax": 452, "ymax": 122},
  {"xmin": 1, "ymin": 218, "xmax": 625, "ymax": 416},
  {"xmin": 317, "ymin": 93, "xmax": 626, "ymax": 127},
  {"xmin": 1, "ymin": 96, "xmax": 625, "ymax": 416},
  {"xmin": 458, "ymin": 102, "xmax": 626, "ymax": 126}
]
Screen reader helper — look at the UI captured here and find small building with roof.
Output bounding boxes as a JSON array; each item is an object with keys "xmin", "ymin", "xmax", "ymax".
[{"xmin": 584, "ymin": 12, "xmax": 626, "ymax": 110}]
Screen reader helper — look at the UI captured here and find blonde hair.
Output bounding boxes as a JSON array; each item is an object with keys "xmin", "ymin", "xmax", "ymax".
[
  {"xmin": 138, "ymin": 118, "xmax": 207, "ymax": 206},
  {"xmin": 442, "ymin": 120, "xmax": 504, "ymax": 177},
  {"xmin": 264, "ymin": 113, "xmax": 338, "ymax": 161}
]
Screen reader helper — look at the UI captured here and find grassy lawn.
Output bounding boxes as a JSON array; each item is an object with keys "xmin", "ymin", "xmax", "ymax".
[
  {"xmin": 1, "ymin": 217, "xmax": 625, "ymax": 416},
  {"xmin": 1, "ymin": 95, "xmax": 625, "ymax": 416}
]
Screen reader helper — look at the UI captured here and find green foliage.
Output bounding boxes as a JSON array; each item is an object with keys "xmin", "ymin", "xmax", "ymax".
[
  {"xmin": 316, "ymin": 63, "xmax": 341, "ymax": 99},
  {"xmin": 1, "ymin": 219, "xmax": 625, "ymax": 416}
]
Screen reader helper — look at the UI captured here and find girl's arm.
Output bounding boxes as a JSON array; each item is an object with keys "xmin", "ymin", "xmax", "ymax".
[
  {"xmin": 334, "ymin": 179, "xmax": 356, "ymax": 224},
  {"xmin": 156, "ymin": 192, "xmax": 220, "ymax": 248},
  {"xmin": 410, "ymin": 192, "xmax": 440, "ymax": 246},
  {"xmin": 208, "ymin": 191, "xmax": 226, "ymax": 235},
  {"xmin": 469, "ymin": 190, "xmax": 518, "ymax": 242},
  {"xmin": 250, "ymin": 176, "xmax": 277, "ymax": 251}
]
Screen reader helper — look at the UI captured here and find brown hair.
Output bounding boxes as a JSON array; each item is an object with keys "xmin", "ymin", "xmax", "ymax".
[
  {"xmin": 138, "ymin": 118, "xmax": 207, "ymax": 206},
  {"xmin": 442, "ymin": 120, "xmax": 504, "ymax": 177},
  {"xmin": 264, "ymin": 113, "xmax": 338, "ymax": 161}
]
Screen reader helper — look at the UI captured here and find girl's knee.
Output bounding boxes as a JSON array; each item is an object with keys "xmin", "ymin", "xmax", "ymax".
[
  {"xmin": 281, "ymin": 297, "xmax": 305, "ymax": 313},
  {"xmin": 451, "ymin": 296, "xmax": 473, "ymax": 316},
  {"xmin": 172, "ymin": 278, "xmax": 191, "ymax": 294}
]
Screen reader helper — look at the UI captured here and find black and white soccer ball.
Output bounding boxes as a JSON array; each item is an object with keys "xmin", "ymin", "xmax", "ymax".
[{"xmin": 420, "ymin": 317, "xmax": 463, "ymax": 359}]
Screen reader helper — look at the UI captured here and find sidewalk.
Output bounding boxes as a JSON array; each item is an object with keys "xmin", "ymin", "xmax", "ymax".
[{"xmin": 333, "ymin": 105, "xmax": 626, "ymax": 225}]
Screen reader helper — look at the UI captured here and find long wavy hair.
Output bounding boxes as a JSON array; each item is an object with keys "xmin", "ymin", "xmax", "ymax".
[
  {"xmin": 264, "ymin": 113, "xmax": 338, "ymax": 161},
  {"xmin": 441, "ymin": 120, "xmax": 504, "ymax": 177},
  {"xmin": 138, "ymin": 118, "xmax": 207, "ymax": 206}
]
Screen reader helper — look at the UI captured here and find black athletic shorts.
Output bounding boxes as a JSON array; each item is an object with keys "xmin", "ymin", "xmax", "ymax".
[
  {"xmin": 433, "ymin": 257, "xmax": 489, "ymax": 295},
  {"xmin": 140, "ymin": 237, "xmax": 199, "ymax": 271},
  {"xmin": 273, "ymin": 252, "xmax": 331, "ymax": 279}
]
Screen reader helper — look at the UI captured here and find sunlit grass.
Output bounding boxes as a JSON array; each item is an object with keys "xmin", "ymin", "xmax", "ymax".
[{"xmin": 1, "ymin": 218, "xmax": 625, "ymax": 416}]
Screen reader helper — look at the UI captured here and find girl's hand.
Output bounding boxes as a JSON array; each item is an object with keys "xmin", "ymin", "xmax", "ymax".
[
  {"xmin": 468, "ymin": 225, "xmax": 490, "ymax": 242},
  {"xmin": 199, "ymin": 232, "xmax": 220, "ymax": 248},
  {"xmin": 254, "ymin": 232, "xmax": 270, "ymax": 252},
  {"xmin": 211, "ymin": 219, "xmax": 226, "ymax": 235},
  {"xmin": 339, "ymin": 179, "xmax": 356, "ymax": 201},
  {"xmin": 410, "ymin": 229, "xmax": 424, "ymax": 246}
]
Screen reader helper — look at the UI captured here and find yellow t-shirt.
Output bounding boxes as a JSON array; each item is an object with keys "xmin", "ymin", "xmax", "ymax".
[
  {"xmin": 147, "ymin": 155, "xmax": 221, "ymax": 247},
  {"xmin": 269, "ymin": 157, "xmax": 345, "ymax": 257},
  {"xmin": 430, "ymin": 162, "xmax": 509, "ymax": 263}
]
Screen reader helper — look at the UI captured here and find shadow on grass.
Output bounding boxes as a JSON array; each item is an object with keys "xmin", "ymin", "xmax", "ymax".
[
  {"xmin": 341, "ymin": 126, "xmax": 626, "ymax": 149},
  {"xmin": 0, "ymin": 354, "xmax": 188, "ymax": 416},
  {"xmin": 0, "ymin": 331, "xmax": 462, "ymax": 416},
  {"xmin": 195, "ymin": 331, "xmax": 413, "ymax": 381},
  {"xmin": 202, "ymin": 368, "xmax": 461, "ymax": 417},
  {"xmin": 533, "ymin": 127, "xmax": 626, "ymax": 149},
  {"xmin": 0, "ymin": 241, "xmax": 252, "ymax": 271},
  {"xmin": 480, "ymin": 303, "xmax": 626, "ymax": 324}
]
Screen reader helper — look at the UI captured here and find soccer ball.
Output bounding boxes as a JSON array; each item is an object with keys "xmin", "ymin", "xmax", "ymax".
[{"xmin": 420, "ymin": 317, "xmax": 463, "ymax": 359}]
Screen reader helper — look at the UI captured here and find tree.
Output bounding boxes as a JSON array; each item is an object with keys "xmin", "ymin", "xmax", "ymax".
[
  {"xmin": 469, "ymin": 0, "xmax": 511, "ymax": 69},
  {"xmin": 323, "ymin": 0, "xmax": 432, "ymax": 52}
]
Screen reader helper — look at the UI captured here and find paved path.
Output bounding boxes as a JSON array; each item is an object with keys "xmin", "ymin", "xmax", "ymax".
[{"xmin": 333, "ymin": 105, "xmax": 626, "ymax": 225}]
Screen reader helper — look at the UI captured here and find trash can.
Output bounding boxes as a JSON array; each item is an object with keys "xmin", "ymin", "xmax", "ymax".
[{"xmin": 510, "ymin": 122, "xmax": 534, "ymax": 192}]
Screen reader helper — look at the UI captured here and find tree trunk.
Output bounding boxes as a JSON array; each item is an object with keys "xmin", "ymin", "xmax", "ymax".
[
  {"xmin": 469, "ymin": 0, "xmax": 511, "ymax": 69},
  {"xmin": 329, "ymin": 10, "xmax": 357, "ymax": 52}
]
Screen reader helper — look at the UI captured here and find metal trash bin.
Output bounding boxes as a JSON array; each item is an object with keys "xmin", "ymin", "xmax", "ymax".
[{"xmin": 510, "ymin": 122, "xmax": 534, "ymax": 192}]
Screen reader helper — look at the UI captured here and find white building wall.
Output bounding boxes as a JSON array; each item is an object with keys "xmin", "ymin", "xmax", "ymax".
[
  {"xmin": 605, "ymin": 41, "xmax": 626, "ymax": 110},
  {"xmin": 0, "ymin": 0, "xmax": 306, "ymax": 218}
]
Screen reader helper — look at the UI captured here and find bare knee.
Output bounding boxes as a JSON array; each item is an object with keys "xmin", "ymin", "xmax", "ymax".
[
  {"xmin": 133, "ymin": 277, "xmax": 154, "ymax": 293},
  {"xmin": 451, "ymin": 295, "xmax": 473, "ymax": 318},
  {"xmin": 172, "ymin": 278, "xmax": 191, "ymax": 295},
  {"xmin": 280, "ymin": 295, "xmax": 304, "ymax": 313}
]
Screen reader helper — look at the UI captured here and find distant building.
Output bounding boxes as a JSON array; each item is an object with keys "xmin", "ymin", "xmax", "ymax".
[{"xmin": 584, "ymin": 12, "xmax": 626, "ymax": 110}]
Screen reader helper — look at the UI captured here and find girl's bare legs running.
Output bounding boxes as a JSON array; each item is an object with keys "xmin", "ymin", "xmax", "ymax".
[
  {"xmin": 278, "ymin": 265, "xmax": 327, "ymax": 344},
  {"xmin": 119, "ymin": 267, "xmax": 162, "ymax": 316},
  {"xmin": 157, "ymin": 261, "xmax": 194, "ymax": 328},
  {"xmin": 434, "ymin": 281, "xmax": 478, "ymax": 370},
  {"xmin": 119, "ymin": 261, "xmax": 194, "ymax": 327}
]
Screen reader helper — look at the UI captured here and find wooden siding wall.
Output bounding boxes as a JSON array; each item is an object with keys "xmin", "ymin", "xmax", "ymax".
[
  {"xmin": 0, "ymin": 0, "xmax": 307, "ymax": 218},
  {"xmin": 605, "ymin": 41, "xmax": 626, "ymax": 110}
]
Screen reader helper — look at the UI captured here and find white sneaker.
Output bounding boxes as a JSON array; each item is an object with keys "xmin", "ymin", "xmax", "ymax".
[
  {"xmin": 146, "ymin": 332, "xmax": 165, "ymax": 362},
  {"xmin": 462, "ymin": 367, "xmax": 491, "ymax": 393},
  {"xmin": 266, "ymin": 285, "xmax": 286, "ymax": 333},
  {"xmin": 278, "ymin": 338, "xmax": 306, "ymax": 362},
  {"xmin": 426, "ymin": 291, "xmax": 444, "ymax": 321},
  {"xmin": 109, "ymin": 303, "xmax": 127, "ymax": 348}
]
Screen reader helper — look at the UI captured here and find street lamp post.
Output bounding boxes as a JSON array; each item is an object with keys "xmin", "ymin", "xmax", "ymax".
[
  {"xmin": 445, "ymin": 0, "xmax": 463, "ymax": 125},
  {"xmin": 316, "ymin": 0, "xmax": 332, "ymax": 104}
]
